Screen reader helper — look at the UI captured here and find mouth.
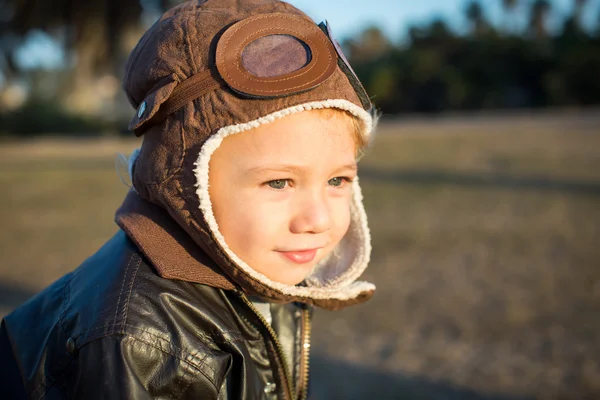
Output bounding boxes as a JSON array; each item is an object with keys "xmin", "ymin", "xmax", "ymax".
[{"xmin": 276, "ymin": 248, "xmax": 321, "ymax": 264}]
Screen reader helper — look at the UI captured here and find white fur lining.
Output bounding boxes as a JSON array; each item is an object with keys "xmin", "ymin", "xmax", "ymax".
[{"xmin": 193, "ymin": 99, "xmax": 375, "ymax": 301}]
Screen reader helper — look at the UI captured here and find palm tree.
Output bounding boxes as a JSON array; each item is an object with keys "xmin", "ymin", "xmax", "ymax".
[
  {"xmin": 573, "ymin": 0, "xmax": 588, "ymax": 28},
  {"xmin": 501, "ymin": 0, "xmax": 519, "ymax": 33},
  {"xmin": 529, "ymin": 0, "xmax": 552, "ymax": 39},
  {"xmin": 561, "ymin": 0, "xmax": 589, "ymax": 37},
  {"xmin": 502, "ymin": 0, "xmax": 519, "ymax": 11},
  {"xmin": 465, "ymin": 1, "xmax": 487, "ymax": 36}
]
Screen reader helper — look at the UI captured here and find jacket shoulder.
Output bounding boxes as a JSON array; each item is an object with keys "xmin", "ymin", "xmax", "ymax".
[
  {"xmin": 1, "ymin": 231, "xmax": 240, "ymax": 398},
  {"xmin": 62, "ymin": 231, "xmax": 245, "ymax": 345}
]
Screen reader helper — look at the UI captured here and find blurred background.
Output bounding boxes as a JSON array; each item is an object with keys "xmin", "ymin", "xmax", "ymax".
[{"xmin": 1, "ymin": 0, "xmax": 599, "ymax": 399}]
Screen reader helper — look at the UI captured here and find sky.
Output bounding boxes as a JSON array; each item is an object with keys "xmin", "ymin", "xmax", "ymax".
[
  {"xmin": 10, "ymin": 0, "xmax": 600, "ymax": 71},
  {"xmin": 291, "ymin": 0, "xmax": 600, "ymax": 41}
]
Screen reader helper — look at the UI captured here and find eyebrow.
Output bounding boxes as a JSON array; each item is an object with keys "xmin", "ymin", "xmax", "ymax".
[{"xmin": 246, "ymin": 163, "xmax": 357, "ymax": 175}]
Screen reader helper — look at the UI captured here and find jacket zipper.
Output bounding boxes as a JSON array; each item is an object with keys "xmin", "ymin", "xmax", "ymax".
[
  {"xmin": 237, "ymin": 293, "xmax": 294, "ymax": 400},
  {"xmin": 296, "ymin": 307, "xmax": 311, "ymax": 400}
]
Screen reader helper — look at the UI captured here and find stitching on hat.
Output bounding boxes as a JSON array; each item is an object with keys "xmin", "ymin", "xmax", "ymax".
[
  {"xmin": 230, "ymin": 29, "xmax": 331, "ymax": 93},
  {"xmin": 230, "ymin": 27, "xmax": 319, "ymax": 82},
  {"xmin": 184, "ymin": 8, "xmax": 197, "ymax": 76},
  {"xmin": 183, "ymin": 5, "xmax": 200, "ymax": 75},
  {"xmin": 125, "ymin": 28, "xmax": 155, "ymax": 106},
  {"xmin": 142, "ymin": 112, "xmax": 187, "ymax": 188},
  {"xmin": 219, "ymin": 15, "xmax": 334, "ymax": 93},
  {"xmin": 223, "ymin": 26, "xmax": 331, "ymax": 83}
]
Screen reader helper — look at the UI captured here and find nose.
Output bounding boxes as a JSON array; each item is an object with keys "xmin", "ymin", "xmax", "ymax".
[{"xmin": 289, "ymin": 191, "xmax": 332, "ymax": 234}]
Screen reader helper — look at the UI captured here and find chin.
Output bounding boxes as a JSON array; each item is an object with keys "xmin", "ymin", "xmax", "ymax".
[
  {"xmin": 257, "ymin": 251, "xmax": 322, "ymax": 286},
  {"xmin": 269, "ymin": 271, "xmax": 311, "ymax": 286},
  {"xmin": 267, "ymin": 262, "xmax": 316, "ymax": 286}
]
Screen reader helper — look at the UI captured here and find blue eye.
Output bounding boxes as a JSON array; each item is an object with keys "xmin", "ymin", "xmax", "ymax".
[{"xmin": 267, "ymin": 179, "xmax": 288, "ymax": 189}]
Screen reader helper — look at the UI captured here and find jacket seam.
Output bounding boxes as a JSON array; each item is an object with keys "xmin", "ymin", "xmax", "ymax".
[
  {"xmin": 80, "ymin": 333, "xmax": 221, "ymax": 388},
  {"xmin": 79, "ymin": 327, "xmax": 216, "ymax": 380},
  {"xmin": 58, "ymin": 273, "xmax": 72, "ymax": 336},
  {"xmin": 78, "ymin": 321, "xmax": 246, "ymax": 344},
  {"xmin": 118, "ymin": 324, "xmax": 244, "ymax": 354},
  {"xmin": 112, "ymin": 252, "xmax": 138, "ymax": 332},
  {"xmin": 215, "ymin": 352, "xmax": 233, "ymax": 399},
  {"xmin": 122, "ymin": 255, "xmax": 143, "ymax": 329},
  {"xmin": 31, "ymin": 334, "xmax": 219, "ymax": 399},
  {"xmin": 30, "ymin": 377, "xmax": 47, "ymax": 399},
  {"xmin": 31, "ymin": 275, "xmax": 73, "ymax": 399},
  {"xmin": 125, "ymin": 334, "xmax": 220, "ymax": 387},
  {"xmin": 30, "ymin": 250, "xmax": 139, "ymax": 400},
  {"xmin": 173, "ymin": 360, "xmax": 195, "ymax": 400},
  {"xmin": 30, "ymin": 353, "xmax": 75, "ymax": 400}
]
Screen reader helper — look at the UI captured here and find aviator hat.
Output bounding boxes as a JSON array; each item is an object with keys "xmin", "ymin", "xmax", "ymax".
[{"xmin": 116, "ymin": 0, "xmax": 377, "ymax": 310}]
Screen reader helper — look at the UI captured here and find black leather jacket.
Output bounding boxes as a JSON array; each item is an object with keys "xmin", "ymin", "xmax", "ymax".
[{"xmin": 0, "ymin": 231, "xmax": 312, "ymax": 400}]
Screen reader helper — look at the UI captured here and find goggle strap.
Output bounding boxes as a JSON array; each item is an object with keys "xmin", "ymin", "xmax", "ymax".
[
  {"xmin": 134, "ymin": 68, "xmax": 225, "ymax": 137},
  {"xmin": 317, "ymin": 21, "xmax": 372, "ymax": 111},
  {"xmin": 134, "ymin": 20, "xmax": 372, "ymax": 137},
  {"xmin": 336, "ymin": 56, "xmax": 372, "ymax": 111}
]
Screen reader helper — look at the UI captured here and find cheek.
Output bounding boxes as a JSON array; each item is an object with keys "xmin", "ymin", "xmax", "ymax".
[
  {"xmin": 214, "ymin": 194, "xmax": 287, "ymax": 253},
  {"xmin": 330, "ymin": 196, "xmax": 352, "ymax": 242}
]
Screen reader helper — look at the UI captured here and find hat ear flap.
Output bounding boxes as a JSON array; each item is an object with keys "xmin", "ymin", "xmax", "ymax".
[{"xmin": 128, "ymin": 77, "xmax": 178, "ymax": 135}]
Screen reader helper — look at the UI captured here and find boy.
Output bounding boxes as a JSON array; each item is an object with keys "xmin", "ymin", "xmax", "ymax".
[{"xmin": 0, "ymin": 0, "xmax": 377, "ymax": 398}]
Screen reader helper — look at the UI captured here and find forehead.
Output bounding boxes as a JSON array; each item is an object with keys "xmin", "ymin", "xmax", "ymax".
[{"xmin": 218, "ymin": 110, "xmax": 357, "ymax": 163}]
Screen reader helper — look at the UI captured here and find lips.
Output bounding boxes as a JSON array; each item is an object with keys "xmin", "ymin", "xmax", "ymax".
[{"xmin": 277, "ymin": 249, "xmax": 319, "ymax": 264}]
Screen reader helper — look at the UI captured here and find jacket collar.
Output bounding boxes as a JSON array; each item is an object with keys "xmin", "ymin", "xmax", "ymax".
[{"xmin": 116, "ymin": 189, "xmax": 235, "ymax": 291}]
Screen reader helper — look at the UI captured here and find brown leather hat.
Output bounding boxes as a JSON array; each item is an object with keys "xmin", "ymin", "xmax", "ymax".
[{"xmin": 116, "ymin": 0, "xmax": 377, "ymax": 310}]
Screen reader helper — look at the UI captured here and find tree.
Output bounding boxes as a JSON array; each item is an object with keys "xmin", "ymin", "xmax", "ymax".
[
  {"xmin": 502, "ymin": 0, "xmax": 519, "ymax": 12},
  {"xmin": 345, "ymin": 26, "xmax": 392, "ymax": 62},
  {"xmin": 501, "ymin": 0, "xmax": 519, "ymax": 33},
  {"xmin": 465, "ymin": 1, "xmax": 489, "ymax": 36},
  {"xmin": 429, "ymin": 19, "xmax": 454, "ymax": 41},
  {"xmin": 529, "ymin": 0, "xmax": 552, "ymax": 39},
  {"xmin": 573, "ymin": 0, "xmax": 588, "ymax": 30},
  {"xmin": 1, "ymin": 0, "xmax": 147, "ymax": 114},
  {"xmin": 561, "ymin": 0, "xmax": 589, "ymax": 39}
]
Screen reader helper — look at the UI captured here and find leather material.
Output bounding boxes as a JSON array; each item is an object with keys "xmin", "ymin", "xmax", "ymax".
[
  {"xmin": 215, "ymin": 13, "xmax": 338, "ymax": 97},
  {"xmin": 0, "ymin": 231, "xmax": 309, "ymax": 399}
]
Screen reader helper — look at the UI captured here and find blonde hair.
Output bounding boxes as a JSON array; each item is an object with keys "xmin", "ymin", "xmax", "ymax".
[{"xmin": 311, "ymin": 108, "xmax": 369, "ymax": 159}]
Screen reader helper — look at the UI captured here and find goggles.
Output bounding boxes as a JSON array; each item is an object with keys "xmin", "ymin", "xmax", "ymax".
[{"xmin": 134, "ymin": 13, "xmax": 371, "ymax": 136}]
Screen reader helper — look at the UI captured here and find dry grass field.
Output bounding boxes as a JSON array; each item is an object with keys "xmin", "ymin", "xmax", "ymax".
[{"xmin": 1, "ymin": 110, "xmax": 599, "ymax": 399}]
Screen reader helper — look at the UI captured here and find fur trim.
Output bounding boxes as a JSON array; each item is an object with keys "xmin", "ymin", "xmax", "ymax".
[
  {"xmin": 116, "ymin": 148, "xmax": 141, "ymax": 191},
  {"xmin": 193, "ymin": 99, "xmax": 374, "ymax": 301},
  {"xmin": 128, "ymin": 148, "xmax": 141, "ymax": 179}
]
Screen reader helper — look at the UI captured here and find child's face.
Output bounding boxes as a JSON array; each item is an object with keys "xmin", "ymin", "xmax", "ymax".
[{"xmin": 208, "ymin": 110, "xmax": 358, "ymax": 285}]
